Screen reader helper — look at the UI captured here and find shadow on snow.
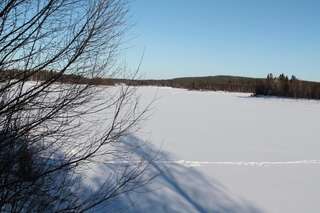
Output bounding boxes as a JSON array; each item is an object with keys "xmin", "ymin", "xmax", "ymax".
[{"xmin": 99, "ymin": 135, "xmax": 264, "ymax": 213}]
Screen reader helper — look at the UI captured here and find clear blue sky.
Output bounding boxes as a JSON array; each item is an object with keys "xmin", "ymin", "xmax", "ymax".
[{"xmin": 123, "ymin": 0, "xmax": 320, "ymax": 81}]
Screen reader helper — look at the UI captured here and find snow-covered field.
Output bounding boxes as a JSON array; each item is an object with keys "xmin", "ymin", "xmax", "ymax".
[{"xmin": 104, "ymin": 86, "xmax": 320, "ymax": 213}]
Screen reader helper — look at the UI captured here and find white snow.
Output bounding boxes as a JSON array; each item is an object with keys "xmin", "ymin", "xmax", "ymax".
[{"xmin": 83, "ymin": 86, "xmax": 320, "ymax": 212}]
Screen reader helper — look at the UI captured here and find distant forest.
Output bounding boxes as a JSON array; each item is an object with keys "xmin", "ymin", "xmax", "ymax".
[
  {"xmin": 1, "ymin": 70, "xmax": 320, "ymax": 100},
  {"xmin": 121, "ymin": 74, "xmax": 320, "ymax": 100},
  {"xmin": 254, "ymin": 74, "xmax": 320, "ymax": 99}
]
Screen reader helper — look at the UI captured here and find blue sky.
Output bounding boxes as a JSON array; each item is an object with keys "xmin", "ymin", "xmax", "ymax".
[{"xmin": 123, "ymin": 0, "xmax": 320, "ymax": 80}]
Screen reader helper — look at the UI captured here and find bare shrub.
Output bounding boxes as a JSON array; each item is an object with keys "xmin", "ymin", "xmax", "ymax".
[{"xmin": 0, "ymin": 0, "xmax": 148, "ymax": 211}]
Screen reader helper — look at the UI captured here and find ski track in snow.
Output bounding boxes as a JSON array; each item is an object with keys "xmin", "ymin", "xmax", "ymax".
[
  {"xmin": 105, "ymin": 160, "xmax": 320, "ymax": 167},
  {"xmin": 171, "ymin": 160, "xmax": 320, "ymax": 167}
]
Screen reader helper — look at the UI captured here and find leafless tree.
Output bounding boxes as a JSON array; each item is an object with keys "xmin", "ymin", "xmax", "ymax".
[{"xmin": 0, "ymin": 0, "xmax": 149, "ymax": 211}]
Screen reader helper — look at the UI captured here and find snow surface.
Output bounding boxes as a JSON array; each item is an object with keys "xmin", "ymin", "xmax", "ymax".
[{"xmin": 91, "ymin": 86, "xmax": 320, "ymax": 213}]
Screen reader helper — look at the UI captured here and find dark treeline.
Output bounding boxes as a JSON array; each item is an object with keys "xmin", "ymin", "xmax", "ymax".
[
  {"xmin": 119, "ymin": 76, "xmax": 260, "ymax": 93},
  {"xmin": 0, "ymin": 70, "xmax": 260, "ymax": 92},
  {"xmin": 254, "ymin": 73, "xmax": 320, "ymax": 99},
  {"xmin": 2, "ymin": 70, "xmax": 320, "ymax": 99},
  {"xmin": 124, "ymin": 74, "xmax": 320, "ymax": 100},
  {"xmin": 0, "ymin": 69, "xmax": 115, "ymax": 85}
]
